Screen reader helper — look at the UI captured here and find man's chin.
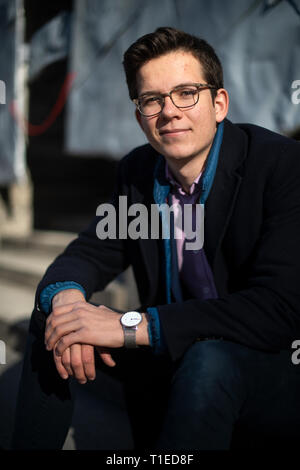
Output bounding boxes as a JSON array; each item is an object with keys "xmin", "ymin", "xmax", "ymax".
[
  {"xmin": 150, "ymin": 140, "xmax": 201, "ymax": 162},
  {"xmin": 163, "ymin": 152, "xmax": 196, "ymax": 162}
]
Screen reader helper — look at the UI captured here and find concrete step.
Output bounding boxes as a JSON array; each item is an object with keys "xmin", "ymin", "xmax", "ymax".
[
  {"xmin": 0, "ymin": 246, "xmax": 58, "ymax": 288},
  {"xmin": 0, "ymin": 279, "xmax": 33, "ymax": 352},
  {"xmin": 0, "ymin": 243, "xmax": 132, "ymax": 308},
  {"xmin": 0, "ymin": 230, "xmax": 76, "ymax": 256}
]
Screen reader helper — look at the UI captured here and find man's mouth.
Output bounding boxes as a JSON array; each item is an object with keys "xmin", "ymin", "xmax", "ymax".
[{"xmin": 159, "ymin": 128, "xmax": 190, "ymax": 136}]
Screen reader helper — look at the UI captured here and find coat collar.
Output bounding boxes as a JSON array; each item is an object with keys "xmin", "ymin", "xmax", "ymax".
[{"xmin": 135, "ymin": 118, "xmax": 248, "ymax": 304}]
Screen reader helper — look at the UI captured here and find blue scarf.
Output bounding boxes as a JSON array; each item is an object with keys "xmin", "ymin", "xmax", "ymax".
[{"xmin": 153, "ymin": 120, "xmax": 224, "ymax": 303}]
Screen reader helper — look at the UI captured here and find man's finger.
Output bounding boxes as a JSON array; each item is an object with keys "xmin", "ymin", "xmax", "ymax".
[
  {"xmin": 100, "ymin": 351, "xmax": 116, "ymax": 367},
  {"xmin": 96, "ymin": 347, "xmax": 116, "ymax": 367},
  {"xmin": 55, "ymin": 332, "xmax": 80, "ymax": 356},
  {"xmin": 46, "ymin": 319, "xmax": 80, "ymax": 350},
  {"xmin": 53, "ymin": 347, "xmax": 69, "ymax": 380},
  {"xmin": 45, "ymin": 304, "xmax": 75, "ymax": 329},
  {"xmin": 60, "ymin": 347, "xmax": 73, "ymax": 377},
  {"xmin": 70, "ymin": 343, "xmax": 87, "ymax": 384},
  {"xmin": 45, "ymin": 311, "xmax": 77, "ymax": 343},
  {"xmin": 81, "ymin": 344, "xmax": 96, "ymax": 381}
]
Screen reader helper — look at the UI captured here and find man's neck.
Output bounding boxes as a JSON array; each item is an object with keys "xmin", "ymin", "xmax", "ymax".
[{"xmin": 165, "ymin": 154, "xmax": 207, "ymax": 194}]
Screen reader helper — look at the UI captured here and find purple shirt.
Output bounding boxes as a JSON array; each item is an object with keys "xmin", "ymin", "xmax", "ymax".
[{"xmin": 165, "ymin": 162, "xmax": 218, "ymax": 301}]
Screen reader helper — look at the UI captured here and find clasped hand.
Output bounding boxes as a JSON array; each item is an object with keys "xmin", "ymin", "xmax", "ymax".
[{"xmin": 45, "ymin": 301, "xmax": 124, "ymax": 356}]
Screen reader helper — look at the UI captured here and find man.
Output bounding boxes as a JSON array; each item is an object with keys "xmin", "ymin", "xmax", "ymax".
[{"xmin": 13, "ymin": 27, "xmax": 300, "ymax": 450}]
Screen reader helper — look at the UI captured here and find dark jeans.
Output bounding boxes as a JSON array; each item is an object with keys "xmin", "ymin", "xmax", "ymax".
[
  {"xmin": 155, "ymin": 340, "xmax": 300, "ymax": 449},
  {"xmin": 12, "ymin": 308, "xmax": 300, "ymax": 450}
]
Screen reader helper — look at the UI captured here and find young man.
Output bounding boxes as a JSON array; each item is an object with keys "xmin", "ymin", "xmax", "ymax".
[{"xmin": 13, "ymin": 27, "xmax": 300, "ymax": 450}]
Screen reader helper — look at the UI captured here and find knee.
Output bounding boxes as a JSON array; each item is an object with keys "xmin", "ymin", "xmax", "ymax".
[
  {"xmin": 167, "ymin": 340, "xmax": 249, "ymax": 421},
  {"xmin": 174, "ymin": 339, "xmax": 247, "ymax": 387}
]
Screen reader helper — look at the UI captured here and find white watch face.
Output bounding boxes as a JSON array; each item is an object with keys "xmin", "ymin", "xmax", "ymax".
[{"xmin": 121, "ymin": 311, "xmax": 142, "ymax": 327}]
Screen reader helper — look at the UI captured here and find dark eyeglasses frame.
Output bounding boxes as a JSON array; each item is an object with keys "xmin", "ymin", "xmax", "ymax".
[{"xmin": 133, "ymin": 83, "xmax": 217, "ymax": 117}]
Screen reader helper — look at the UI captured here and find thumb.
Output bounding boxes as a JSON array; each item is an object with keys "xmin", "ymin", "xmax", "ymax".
[{"xmin": 96, "ymin": 347, "xmax": 116, "ymax": 367}]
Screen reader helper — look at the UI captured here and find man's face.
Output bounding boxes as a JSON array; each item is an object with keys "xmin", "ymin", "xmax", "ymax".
[{"xmin": 135, "ymin": 50, "xmax": 228, "ymax": 164}]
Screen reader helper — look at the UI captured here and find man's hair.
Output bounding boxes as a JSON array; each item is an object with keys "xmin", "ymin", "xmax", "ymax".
[{"xmin": 123, "ymin": 26, "xmax": 224, "ymax": 101}]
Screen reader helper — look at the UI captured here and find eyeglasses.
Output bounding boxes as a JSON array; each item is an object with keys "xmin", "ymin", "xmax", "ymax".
[{"xmin": 133, "ymin": 83, "xmax": 217, "ymax": 117}]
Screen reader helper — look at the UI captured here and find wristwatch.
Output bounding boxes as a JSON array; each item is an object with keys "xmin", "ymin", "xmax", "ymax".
[{"xmin": 120, "ymin": 311, "xmax": 143, "ymax": 348}]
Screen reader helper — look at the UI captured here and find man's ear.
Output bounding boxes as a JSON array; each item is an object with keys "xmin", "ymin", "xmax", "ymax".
[
  {"xmin": 214, "ymin": 88, "xmax": 229, "ymax": 123},
  {"xmin": 135, "ymin": 109, "xmax": 144, "ymax": 132}
]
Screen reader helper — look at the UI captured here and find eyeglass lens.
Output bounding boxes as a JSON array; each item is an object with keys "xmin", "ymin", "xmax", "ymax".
[{"xmin": 139, "ymin": 85, "xmax": 199, "ymax": 115}]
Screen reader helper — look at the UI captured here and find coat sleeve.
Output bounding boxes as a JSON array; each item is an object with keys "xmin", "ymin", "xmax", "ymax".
[
  {"xmin": 157, "ymin": 140, "xmax": 300, "ymax": 361},
  {"xmin": 35, "ymin": 156, "xmax": 131, "ymax": 308}
]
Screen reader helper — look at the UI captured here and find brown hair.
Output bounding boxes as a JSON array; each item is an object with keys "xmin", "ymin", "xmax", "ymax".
[{"xmin": 123, "ymin": 26, "xmax": 223, "ymax": 101}]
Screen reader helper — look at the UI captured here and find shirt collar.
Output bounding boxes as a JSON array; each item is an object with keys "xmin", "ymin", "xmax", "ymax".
[{"xmin": 165, "ymin": 160, "xmax": 202, "ymax": 196}]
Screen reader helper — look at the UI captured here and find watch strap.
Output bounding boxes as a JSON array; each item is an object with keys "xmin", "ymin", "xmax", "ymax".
[{"xmin": 123, "ymin": 327, "xmax": 138, "ymax": 348}]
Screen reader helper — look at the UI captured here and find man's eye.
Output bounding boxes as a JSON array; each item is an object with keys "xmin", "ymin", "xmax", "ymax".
[
  {"xmin": 179, "ymin": 89, "xmax": 197, "ymax": 97},
  {"xmin": 143, "ymin": 96, "xmax": 160, "ymax": 105}
]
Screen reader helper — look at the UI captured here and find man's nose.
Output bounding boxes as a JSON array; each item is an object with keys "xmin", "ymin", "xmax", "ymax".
[{"xmin": 160, "ymin": 95, "xmax": 182, "ymax": 118}]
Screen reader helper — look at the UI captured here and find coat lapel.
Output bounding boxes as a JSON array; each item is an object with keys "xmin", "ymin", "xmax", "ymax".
[{"xmin": 204, "ymin": 119, "xmax": 248, "ymax": 273}]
